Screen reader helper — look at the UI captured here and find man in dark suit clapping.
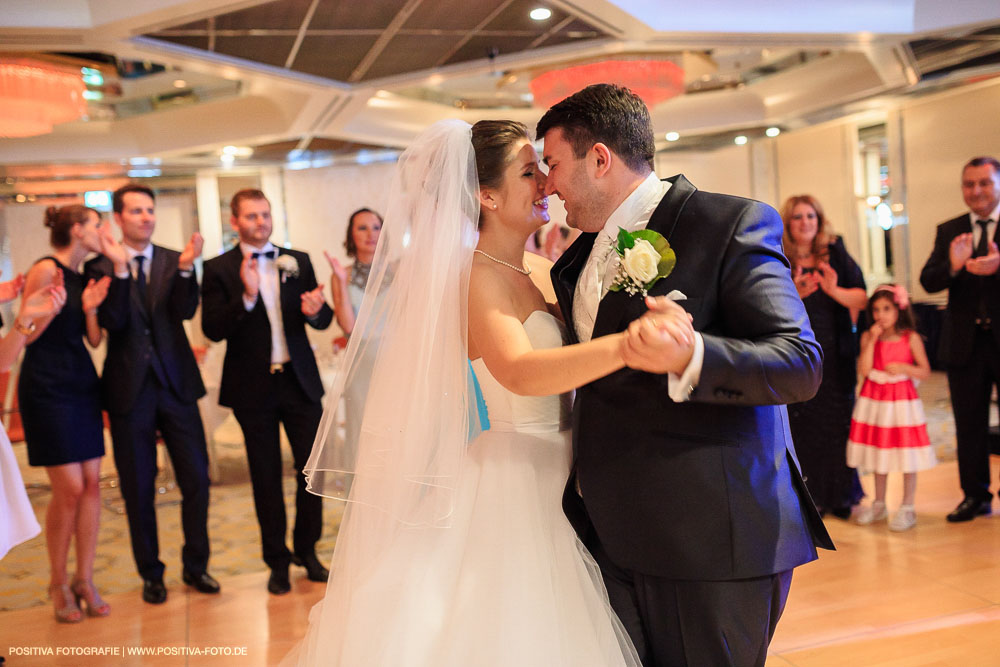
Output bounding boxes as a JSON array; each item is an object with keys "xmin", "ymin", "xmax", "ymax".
[
  {"xmin": 201, "ymin": 189, "xmax": 333, "ymax": 595},
  {"xmin": 85, "ymin": 184, "xmax": 217, "ymax": 604},
  {"xmin": 920, "ymin": 156, "xmax": 1000, "ymax": 522}
]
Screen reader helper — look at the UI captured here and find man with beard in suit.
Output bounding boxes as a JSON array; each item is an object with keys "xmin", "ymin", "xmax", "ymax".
[
  {"xmin": 86, "ymin": 183, "xmax": 217, "ymax": 604},
  {"xmin": 538, "ymin": 84, "xmax": 833, "ymax": 666},
  {"xmin": 920, "ymin": 156, "xmax": 1000, "ymax": 522},
  {"xmin": 201, "ymin": 189, "xmax": 333, "ymax": 595}
]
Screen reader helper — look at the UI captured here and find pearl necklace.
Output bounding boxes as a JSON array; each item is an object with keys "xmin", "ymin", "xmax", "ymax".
[{"xmin": 474, "ymin": 249, "xmax": 531, "ymax": 275}]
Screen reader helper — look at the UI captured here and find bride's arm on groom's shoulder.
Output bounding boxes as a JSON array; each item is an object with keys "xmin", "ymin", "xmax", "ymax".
[{"xmin": 468, "ymin": 264, "xmax": 623, "ymax": 396}]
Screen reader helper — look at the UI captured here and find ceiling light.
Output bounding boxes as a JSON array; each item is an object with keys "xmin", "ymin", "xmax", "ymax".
[
  {"xmin": 0, "ymin": 58, "xmax": 88, "ymax": 137},
  {"xmin": 765, "ymin": 127, "xmax": 780, "ymax": 137},
  {"xmin": 220, "ymin": 154, "xmax": 235, "ymax": 166},
  {"xmin": 173, "ymin": 79, "xmax": 187, "ymax": 88},
  {"xmin": 531, "ymin": 59, "xmax": 684, "ymax": 110},
  {"xmin": 866, "ymin": 195, "xmax": 882, "ymax": 207},
  {"xmin": 530, "ymin": 8, "xmax": 552, "ymax": 21},
  {"xmin": 734, "ymin": 135, "xmax": 748, "ymax": 145},
  {"xmin": 665, "ymin": 132, "xmax": 680, "ymax": 142}
]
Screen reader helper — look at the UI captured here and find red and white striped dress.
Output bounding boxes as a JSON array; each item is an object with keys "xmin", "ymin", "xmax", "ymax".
[{"xmin": 847, "ymin": 331, "xmax": 936, "ymax": 474}]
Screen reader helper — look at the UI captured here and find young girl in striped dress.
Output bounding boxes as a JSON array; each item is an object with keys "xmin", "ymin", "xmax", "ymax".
[{"xmin": 847, "ymin": 285, "xmax": 936, "ymax": 531}]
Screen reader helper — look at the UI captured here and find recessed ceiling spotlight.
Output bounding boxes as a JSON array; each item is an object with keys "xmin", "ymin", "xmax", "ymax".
[
  {"xmin": 173, "ymin": 79, "xmax": 187, "ymax": 88},
  {"xmin": 734, "ymin": 135, "xmax": 748, "ymax": 145},
  {"xmin": 530, "ymin": 7, "xmax": 552, "ymax": 21},
  {"xmin": 665, "ymin": 132, "xmax": 680, "ymax": 142},
  {"xmin": 765, "ymin": 127, "xmax": 780, "ymax": 137}
]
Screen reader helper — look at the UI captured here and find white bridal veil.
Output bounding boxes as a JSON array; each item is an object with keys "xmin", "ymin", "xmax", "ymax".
[{"xmin": 304, "ymin": 118, "xmax": 480, "ymax": 526}]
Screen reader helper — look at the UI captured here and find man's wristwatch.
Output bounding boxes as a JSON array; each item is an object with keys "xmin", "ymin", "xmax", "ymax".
[{"xmin": 14, "ymin": 317, "xmax": 36, "ymax": 336}]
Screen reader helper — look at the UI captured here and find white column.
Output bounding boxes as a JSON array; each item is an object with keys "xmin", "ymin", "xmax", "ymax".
[
  {"xmin": 260, "ymin": 167, "xmax": 288, "ymax": 247},
  {"xmin": 196, "ymin": 170, "xmax": 224, "ymax": 258}
]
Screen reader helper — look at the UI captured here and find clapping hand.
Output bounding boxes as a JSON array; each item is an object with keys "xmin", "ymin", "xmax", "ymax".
[
  {"xmin": 300, "ymin": 284, "xmax": 326, "ymax": 318},
  {"xmin": 324, "ymin": 251, "xmax": 348, "ymax": 285},
  {"xmin": 19, "ymin": 280, "xmax": 67, "ymax": 322},
  {"xmin": 965, "ymin": 241, "xmax": 1000, "ymax": 276},
  {"xmin": 97, "ymin": 222, "xmax": 128, "ymax": 274},
  {"xmin": 240, "ymin": 256, "xmax": 260, "ymax": 299},
  {"xmin": 82, "ymin": 276, "xmax": 112, "ymax": 315},
  {"xmin": 0, "ymin": 271, "xmax": 25, "ymax": 304},
  {"xmin": 179, "ymin": 232, "xmax": 204, "ymax": 271},
  {"xmin": 792, "ymin": 266, "xmax": 820, "ymax": 299},
  {"xmin": 816, "ymin": 261, "xmax": 839, "ymax": 295},
  {"xmin": 949, "ymin": 233, "xmax": 974, "ymax": 273},
  {"xmin": 621, "ymin": 295, "xmax": 695, "ymax": 374}
]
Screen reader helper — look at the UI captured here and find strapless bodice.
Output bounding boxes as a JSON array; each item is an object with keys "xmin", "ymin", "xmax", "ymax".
[{"xmin": 470, "ymin": 311, "xmax": 572, "ymax": 433}]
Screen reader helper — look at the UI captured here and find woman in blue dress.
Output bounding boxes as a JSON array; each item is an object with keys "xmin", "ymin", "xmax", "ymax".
[{"xmin": 18, "ymin": 204, "xmax": 127, "ymax": 622}]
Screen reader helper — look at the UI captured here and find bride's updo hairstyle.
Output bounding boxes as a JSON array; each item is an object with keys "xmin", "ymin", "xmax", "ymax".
[
  {"xmin": 44, "ymin": 204, "xmax": 98, "ymax": 249},
  {"xmin": 471, "ymin": 120, "xmax": 530, "ymax": 226}
]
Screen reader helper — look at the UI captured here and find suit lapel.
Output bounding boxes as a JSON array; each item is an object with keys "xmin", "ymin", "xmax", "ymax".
[
  {"xmin": 551, "ymin": 232, "xmax": 595, "ymax": 344},
  {"xmin": 591, "ymin": 174, "xmax": 697, "ymax": 337}
]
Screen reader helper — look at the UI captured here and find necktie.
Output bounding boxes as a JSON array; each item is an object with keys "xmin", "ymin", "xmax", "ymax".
[
  {"xmin": 974, "ymin": 219, "xmax": 993, "ymax": 258},
  {"xmin": 134, "ymin": 255, "xmax": 147, "ymax": 299},
  {"xmin": 253, "ymin": 250, "xmax": 276, "ymax": 260},
  {"xmin": 574, "ymin": 232, "xmax": 616, "ymax": 342}
]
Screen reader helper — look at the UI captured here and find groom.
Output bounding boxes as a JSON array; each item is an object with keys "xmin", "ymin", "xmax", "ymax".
[{"xmin": 539, "ymin": 84, "xmax": 834, "ymax": 666}]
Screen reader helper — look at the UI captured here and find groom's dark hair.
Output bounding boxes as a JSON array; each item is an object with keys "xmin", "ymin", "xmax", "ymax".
[{"xmin": 536, "ymin": 83, "xmax": 655, "ymax": 174}]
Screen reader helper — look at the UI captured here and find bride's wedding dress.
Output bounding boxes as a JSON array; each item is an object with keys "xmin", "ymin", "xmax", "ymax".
[{"xmin": 286, "ymin": 310, "xmax": 638, "ymax": 666}]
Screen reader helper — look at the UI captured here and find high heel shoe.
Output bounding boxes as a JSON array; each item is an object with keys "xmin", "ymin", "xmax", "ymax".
[
  {"xmin": 49, "ymin": 584, "xmax": 83, "ymax": 623},
  {"xmin": 70, "ymin": 579, "xmax": 111, "ymax": 617}
]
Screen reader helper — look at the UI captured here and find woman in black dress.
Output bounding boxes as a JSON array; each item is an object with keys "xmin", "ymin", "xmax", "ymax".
[
  {"xmin": 782, "ymin": 195, "xmax": 868, "ymax": 518},
  {"xmin": 18, "ymin": 204, "xmax": 127, "ymax": 622}
]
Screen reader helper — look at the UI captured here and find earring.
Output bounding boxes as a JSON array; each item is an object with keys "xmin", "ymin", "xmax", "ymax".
[{"xmin": 492, "ymin": 204, "xmax": 497, "ymax": 210}]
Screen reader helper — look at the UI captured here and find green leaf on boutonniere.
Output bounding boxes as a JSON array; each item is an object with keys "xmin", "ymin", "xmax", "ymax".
[{"xmin": 608, "ymin": 227, "xmax": 677, "ymax": 296}]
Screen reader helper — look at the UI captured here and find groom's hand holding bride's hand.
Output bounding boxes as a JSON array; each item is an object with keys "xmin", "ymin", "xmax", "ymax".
[{"xmin": 622, "ymin": 296, "xmax": 695, "ymax": 374}]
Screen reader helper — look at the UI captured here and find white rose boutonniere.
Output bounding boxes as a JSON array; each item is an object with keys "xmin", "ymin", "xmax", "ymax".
[
  {"xmin": 275, "ymin": 254, "xmax": 300, "ymax": 282},
  {"xmin": 609, "ymin": 227, "xmax": 676, "ymax": 296}
]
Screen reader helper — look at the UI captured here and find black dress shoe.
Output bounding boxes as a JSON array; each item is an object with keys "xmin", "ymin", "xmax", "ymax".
[
  {"xmin": 182, "ymin": 569, "xmax": 221, "ymax": 594},
  {"xmin": 292, "ymin": 554, "xmax": 330, "ymax": 582},
  {"xmin": 946, "ymin": 497, "xmax": 992, "ymax": 523},
  {"xmin": 267, "ymin": 568, "xmax": 291, "ymax": 595},
  {"xmin": 142, "ymin": 579, "xmax": 167, "ymax": 604}
]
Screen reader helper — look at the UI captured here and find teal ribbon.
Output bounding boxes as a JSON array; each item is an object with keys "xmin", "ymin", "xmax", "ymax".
[{"xmin": 466, "ymin": 360, "xmax": 490, "ymax": 443}]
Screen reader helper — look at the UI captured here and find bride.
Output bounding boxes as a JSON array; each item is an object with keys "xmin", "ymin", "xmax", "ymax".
[{"xmin": 288, "ymin": 119, "xmax": 666, "ymax": 665}]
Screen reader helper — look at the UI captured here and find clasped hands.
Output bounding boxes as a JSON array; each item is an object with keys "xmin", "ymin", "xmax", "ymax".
[
  {"xmin": 949, "ymin": 233, "xmax": 999, "ymax": 276},
  {"xmin": 240, "ymin": 255, "xmax": 327, "ymax": 318},
  {"xmin": 621, "ymin": 295, "xmax": 696, "ymax": 374},
  {"xmin": 793, "ymin": 262, "xmax": 838, "ymax": 299}
]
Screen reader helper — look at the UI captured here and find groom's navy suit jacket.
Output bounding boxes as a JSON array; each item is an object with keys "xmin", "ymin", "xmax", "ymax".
[{"xmin": 553, "ymin": 175, "xmax": 834, "ymax": 581}]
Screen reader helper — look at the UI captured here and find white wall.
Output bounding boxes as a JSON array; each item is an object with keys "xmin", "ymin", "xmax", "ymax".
[
  {"xmin": 901, "ymin": 79, "xmax": 1000, "ymax": 300},
  {"xmin": 656, "ymin": 144, "xmax": 754, "ymax": 200}
]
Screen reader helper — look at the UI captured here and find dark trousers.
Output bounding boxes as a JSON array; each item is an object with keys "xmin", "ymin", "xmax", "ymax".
[
  {"xmin": 109, "ymin": 372, "xmax": 211, "ymax": 582},
  {"xmin": 232, "ymin": 367, "xmax": 323, "ymax": 571},
  {"xmin": 587, "ymin": 533, "xmax": 792, "ymax": 667},
  {"xmin": 947, "ymin": 327, "xmax": 1000, "ymax": 502}
]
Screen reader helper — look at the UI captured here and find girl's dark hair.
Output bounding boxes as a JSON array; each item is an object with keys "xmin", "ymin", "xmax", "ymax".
[
  {"xmin": 471, "ymin": 120, "xmax": 531, "ymax": 226},
  {"xmin": 44, "ymin": 204, "xmax": 99, "ymax": 249},
  {"xmin": 867, "ymin": 285, "xmax": 917, "ymax": 331},
  {"xmin": 344, "ymin": 208, "xmax": 383, "ymax": 259}
]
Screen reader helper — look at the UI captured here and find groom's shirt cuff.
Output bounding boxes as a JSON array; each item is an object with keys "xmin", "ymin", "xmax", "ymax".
[{"xmin": 668, "ymin": 333, "xmax": 704, "ymax": 402}]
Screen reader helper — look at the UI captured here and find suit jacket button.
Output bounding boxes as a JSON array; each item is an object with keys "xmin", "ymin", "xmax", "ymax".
[{"xmin": 144, "ymin": 329, "xmax": 151, "ymax": 335}]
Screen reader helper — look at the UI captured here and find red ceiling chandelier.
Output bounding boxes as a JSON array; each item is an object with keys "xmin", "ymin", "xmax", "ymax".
[
  {"xmin": 529, "ymin": 59, "xmax": 685, "ymax": 110},
  {"xmin": 0, "ymin": 58, "xmax": 88, "ymax": 138}
]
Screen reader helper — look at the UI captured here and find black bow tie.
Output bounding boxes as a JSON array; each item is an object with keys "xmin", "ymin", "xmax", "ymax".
[{"xmin": 252, "ymin": 250, "xmax": 275, "ymax": 260}]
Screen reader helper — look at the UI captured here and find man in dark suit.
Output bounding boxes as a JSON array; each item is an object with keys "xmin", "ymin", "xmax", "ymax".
[
  {"xmin": 85, "ymin": 183, "xmax": 218, "ymax": 604},
  {"xmin": 201, "ymin": 189, "xmax": 333, "ymax": 595},
  {"xmin": 919, "ymin": 156, "xmax": 1000, "ymax": 522},
  {"xmin": 538, "ymin": 84, "xmax": 833, "ymax": 666}
]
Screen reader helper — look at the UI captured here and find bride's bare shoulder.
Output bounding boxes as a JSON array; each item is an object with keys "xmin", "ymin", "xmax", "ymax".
[{"xmin": 523, "ymin": 252, "xmax": 555, "ymax": 303}]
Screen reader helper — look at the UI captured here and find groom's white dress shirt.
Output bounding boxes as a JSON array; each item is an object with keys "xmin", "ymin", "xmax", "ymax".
[
  {"xmin": 571, "ymin": 172, "xmax": 703, "ymax": 402},
  {"xmin": 241, "ymin": 241, "xmax": 291, "ymax": 365}
]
